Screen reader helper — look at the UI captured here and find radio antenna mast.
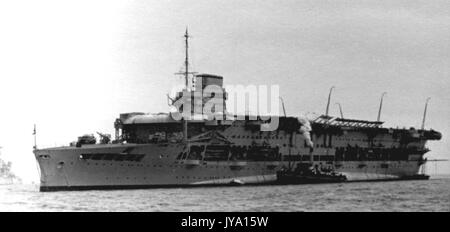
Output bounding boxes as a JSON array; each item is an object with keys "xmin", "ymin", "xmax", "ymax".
[
  {"xmin": 325, "ymin": 86, "xmax": 335, "ymax": 117},
  {"xmin": 377, "ymin": 92, "xmax": 387, "ymax": 122},
  {"xmin": 184, "ymin": 28, "xmax": 190, "ymax": 89},
  {"xmin": 335, "ymin": 103, "xmax": 344, "ymax": 118},
  {"xmin": 279, "ymin": 97, "xmax": 287, "ymax": 117},
  {"xmin": 421, "ymin": 97, "xmax": 431, "ymax": 130},
  {"xmin": 33, "ymin": 124, "xmax": 37, "ymax": 150},
  {"xmin": 173, "ymin": 29, "xmax": 198, "ymax": 142},
  {"xmin": 175, "ymin": 28, "xmax": 197, "ymax": 88}
]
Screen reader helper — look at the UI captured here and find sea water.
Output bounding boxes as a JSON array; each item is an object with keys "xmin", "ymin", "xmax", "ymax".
[{"xmin": 0, "ymin": 176, "xmax": 449, "ymax": 211}]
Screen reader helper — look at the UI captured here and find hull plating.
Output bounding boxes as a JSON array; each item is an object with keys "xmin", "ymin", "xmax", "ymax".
[{"xmin": 34, "ymin": 144, "xmax": 424, "ymax": 191}]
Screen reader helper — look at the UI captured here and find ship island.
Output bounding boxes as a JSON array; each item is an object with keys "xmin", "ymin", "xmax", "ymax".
[{"xmin": 33, "ymin": 30, "xmax": 442, "ymax": 191}]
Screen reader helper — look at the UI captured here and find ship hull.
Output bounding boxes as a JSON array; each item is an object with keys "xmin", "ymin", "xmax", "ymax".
[{"xmin": 34, "ymin": 143, "xmax": 426, "ymax": 192}]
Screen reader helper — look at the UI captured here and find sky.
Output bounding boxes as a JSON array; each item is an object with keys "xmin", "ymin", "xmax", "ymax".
[{"xmin": 0, "ymin": 0, "xmax": 449, "ymax": 182}]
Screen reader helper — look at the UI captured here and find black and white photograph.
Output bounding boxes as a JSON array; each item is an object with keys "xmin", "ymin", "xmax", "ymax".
[{"xmin": 0, "ymin": 0, "xmax": 449, "ymax": 214}]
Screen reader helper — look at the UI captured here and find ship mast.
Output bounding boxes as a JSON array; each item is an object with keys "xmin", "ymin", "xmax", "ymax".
[
  {"xmin": 184, "ymin": 29, "xmax": 190, "ymax": 89},
  {"xmin": 335, "ymin": 103, "xmax": 344, "ymax": 118},
  {"xmin": 33, "ymin": 124, "xmax": 37, "ymax": 150},
  {"xmin": 174, "ymin": 29, "xmax": 198, "ymax": 142},
  {"xmin": 183, "ymin": 28, "xmax": 190, "ymax": 142},
  {"xmin": 377, "ymin": 92, "xmax": 387, "ymax": 122},
  {"xmin": 279, "ymin": 97, "xmax": 287, "ymax": 117},
  {"xmin": 421, "ymin": 97, "xmax": 431, "ymax": 130},
  {"xmin": 325, "ymin": 86, "xmax": 335, "ymax": 117}
]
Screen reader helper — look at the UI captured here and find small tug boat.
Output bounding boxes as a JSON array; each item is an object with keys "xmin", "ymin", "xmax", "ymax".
[{"xmin": 276, "ymin": 163, "xmax": 347, "ymax": 184}]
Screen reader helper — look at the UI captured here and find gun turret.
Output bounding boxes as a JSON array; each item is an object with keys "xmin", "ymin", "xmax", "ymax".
[{"xmin": 97, "ymin": 132, "xmax": 111, "ymax": 144}]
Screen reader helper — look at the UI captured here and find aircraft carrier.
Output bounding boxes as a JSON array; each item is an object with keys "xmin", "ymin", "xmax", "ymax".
[{"xmin": 33, "ymin": 30, "xmax": 442, "ymax": 191}]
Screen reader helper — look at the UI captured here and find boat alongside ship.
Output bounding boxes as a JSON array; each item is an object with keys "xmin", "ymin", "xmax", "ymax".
[{"xmin": 33, "ymin": 30, "xmax": 442, "ymax": 191}]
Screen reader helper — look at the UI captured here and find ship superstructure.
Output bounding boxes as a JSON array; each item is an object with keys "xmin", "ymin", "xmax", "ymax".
[{"xmin": 33, "ymin": 31, "xmax": 442, "ymax": 191}]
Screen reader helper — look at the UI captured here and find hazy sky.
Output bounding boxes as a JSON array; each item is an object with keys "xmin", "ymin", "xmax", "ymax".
[{"xmin": 0, "ymin": 0, "xmax": 449, "ymax": 182}]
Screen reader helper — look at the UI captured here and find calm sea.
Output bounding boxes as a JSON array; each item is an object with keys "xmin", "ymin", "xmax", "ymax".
[{"xmin": 1, "ymin": 176, "xmax": 449, "ymax": 212}]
